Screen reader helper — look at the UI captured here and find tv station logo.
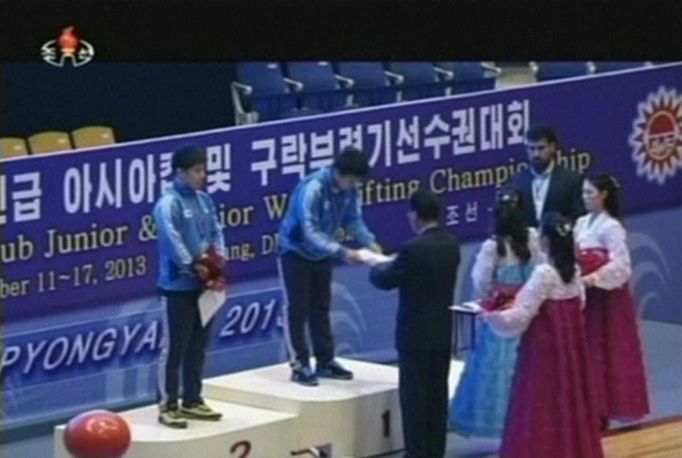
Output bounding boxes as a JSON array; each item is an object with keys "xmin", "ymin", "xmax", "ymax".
[{"xmin": 41, "ymin": 26, "xmax": 95, "ymax": 68}]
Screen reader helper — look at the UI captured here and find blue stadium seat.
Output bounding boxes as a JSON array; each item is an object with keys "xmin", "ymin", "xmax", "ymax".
[
  {"xmin": 386, "ymin": 62, "xmax": 450, "ymax": 101},
  {"xmin": 334, "ymin": 62, "xmax": 400, "ymax": 106},
  {"xmin": 435, "ymin": 62, "xmax": 500, "ymax": 94},
  {"xmin": 592, "ymin": 61, "xmax": 650, "ymax": 73},
  {"xmin": 285, "ymin": 61, "xmax": 355, "ymax": 112},
  {"xmin": 531, "ymin": 61, "xmax": 594, "ymax": 82},
  {"xmin": 232, "ymin": 62, "xmax": 320, "ymax": 124}
]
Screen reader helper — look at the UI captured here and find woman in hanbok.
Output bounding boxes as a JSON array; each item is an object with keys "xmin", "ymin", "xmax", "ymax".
[
  {"xmin": 449, "ymin": 187, "xmax": 543, "ymax": 437},
  {"xmin": 484, "ymin": 212, "xmax": 604, "ymax": 458},
  {"xmin": 575, "ymin": 174, "xmax": 650, "ymax": 430}
]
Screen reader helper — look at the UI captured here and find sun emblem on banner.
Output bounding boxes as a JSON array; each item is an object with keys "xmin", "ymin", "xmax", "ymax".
[{"xmin": 629, "ymin": 86, "xmax": 682, "ymax": 185}]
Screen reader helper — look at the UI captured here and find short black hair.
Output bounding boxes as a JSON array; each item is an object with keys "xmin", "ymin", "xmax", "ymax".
[
  {"xmin": 172, "ymin": 145, "xmax": 208, "ymax": 171},
  {"xmin": 333, "ymin": 147, "xmax": 370, "ymax": 178},
  {"xmin": 525, "ymin": 125, "xmax": 559, "ymax": 145},
  {"xmin": 409, "ymin": 189, "xmax": 442, "ymax": 221}
]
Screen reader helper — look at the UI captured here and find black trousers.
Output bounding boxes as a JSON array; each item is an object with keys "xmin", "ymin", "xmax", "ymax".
[
  {"xmin": 157, "ymin": 289, "xmax": 214, "ymax": 408},
  {"xmin": 278, "ymin": 251, "xmax": 334, "ymax": 368},
  {"xmin": 398, "ymin": 349, "xmax": 451, "ymax": 458}
]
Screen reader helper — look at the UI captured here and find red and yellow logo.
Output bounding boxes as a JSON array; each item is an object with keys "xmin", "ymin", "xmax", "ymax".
[
  {"xmin": 41, "ymin": 26, "xmax": 95, "ymax": 68},
  {"xmin": 629, "ymin": 86, "xmax": 682, "ymax": 185}
]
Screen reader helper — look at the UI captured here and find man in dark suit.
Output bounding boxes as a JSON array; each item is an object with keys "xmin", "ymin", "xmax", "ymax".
[
  {"xmin": 510, "ymin": 125, "xmax": 585, "ymax": 227},
  {"xmin": 369, "ymin": 190, "xmax": 461, "ymax": 458}
]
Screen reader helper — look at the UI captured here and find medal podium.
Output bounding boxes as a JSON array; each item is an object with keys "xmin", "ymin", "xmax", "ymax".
[
  {"xmin": 203, "ymin": 358, "xmax": 403, "ymax": 458},
  {"xmin": 54, "ymin": 358, "xmax": 466, "ymax": 457}
]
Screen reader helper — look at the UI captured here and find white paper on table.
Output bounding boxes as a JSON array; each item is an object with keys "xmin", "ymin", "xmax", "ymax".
[
  {"xmin": 198, "ymin": 289, "xmax": 227, "ymax": 327},
  {"xmin": 356, "ymin": 248, "xmax": 396, "ymax": 266}
]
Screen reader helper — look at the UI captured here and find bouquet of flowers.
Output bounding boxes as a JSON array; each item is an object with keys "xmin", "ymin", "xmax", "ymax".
[
  {"xmin": 480, "ymin": 284, "xmax": 522, "ymax": 312},
  {"xmin": 194, "ymin": 247, "xmax": 227, "ymax": 292}
]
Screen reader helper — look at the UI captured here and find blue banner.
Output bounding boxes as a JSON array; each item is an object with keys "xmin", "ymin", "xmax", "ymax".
[
  {"xmin": 2, "ymin": 64, "xmax": 682, "ymax": 322},
  {"xmin": 1, "ymin": 288, "xmax": 283, "ymax": 391}
]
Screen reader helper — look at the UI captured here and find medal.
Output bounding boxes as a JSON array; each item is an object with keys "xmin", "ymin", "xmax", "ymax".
[
  {"xmin": 334, "ymin": 227, "xmax": 346, "ymax": 241},
  {"xmin": 327, "ymin": 172, "xmax": 350, "ymax": 243}
]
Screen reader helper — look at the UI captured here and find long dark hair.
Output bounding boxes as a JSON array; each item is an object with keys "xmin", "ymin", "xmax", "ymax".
[
  {"xmin": 540, "ymin": 212, "xmax": 576, "ymax": 284},
  {"xmin": 493, "ymin": 187, "xmax": 530, "ymax": 264},
  {"xmin": 585, "ymin": 173, "xmax": 622, "ymax": 220}
]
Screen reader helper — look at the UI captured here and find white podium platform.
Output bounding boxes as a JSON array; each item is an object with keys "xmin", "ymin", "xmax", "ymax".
[
  {"xmin": 203, "ymin": 358, "xmax": 403, "ymax": 458},
  {"xmin": 54, "ymin": 399, "xmax": 297, "ymax": 458},
  {"xmin": 53, "ymin": 358, "xmax": 467, "ymax": 458}
]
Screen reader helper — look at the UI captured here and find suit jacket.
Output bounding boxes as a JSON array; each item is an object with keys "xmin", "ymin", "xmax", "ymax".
[
  {"xmin": 511, "ymin": 164, "xmax": 585, "ymax": 227},
  {"xmin": 370, "ymin": 226, "xmax": 461, "ymax": 352}
]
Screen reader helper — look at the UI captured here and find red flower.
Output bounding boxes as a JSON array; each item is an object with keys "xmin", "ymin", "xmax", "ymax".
[
  {"xmin": 195, "ymin": 247, "xmax": 227, "ymax": 292},
  {"xmin": 480, "ymin": 284, "xmax": 522, "ymax": 312}
]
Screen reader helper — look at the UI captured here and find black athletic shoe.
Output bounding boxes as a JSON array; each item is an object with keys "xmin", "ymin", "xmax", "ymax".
[
  {"xmin": 291, "ymin": 365, "xmax": 319, "ymax": 386},
  {"xmin": 315, "ymin": 360, "xmax": 354, "ymax": 380}
]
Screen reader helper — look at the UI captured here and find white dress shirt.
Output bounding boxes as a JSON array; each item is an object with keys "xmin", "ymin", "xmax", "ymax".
[{"xmin": 531, "ymin": 161, "xmax": 555, "ymax": 222}]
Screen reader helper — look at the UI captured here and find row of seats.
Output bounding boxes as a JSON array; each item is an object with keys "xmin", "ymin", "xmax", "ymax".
[
  {"xmin": 0, "ymin": 126, "xmax": 116, "ymax": 159},
  {"xmin": 231, "ymin": 61, "xmax": 653, "ymax": 125},
  {"xmin": 231, "ymin": 61, "xmax": 501, "ymax": 125},
  {"xmin": 531, "ymin": 61, "xmax": 653, "ymax": 81}
]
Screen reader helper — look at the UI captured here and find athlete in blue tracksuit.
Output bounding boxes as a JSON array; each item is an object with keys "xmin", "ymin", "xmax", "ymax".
[
  {"xmin": 154, "ymin": 145, "xmax": 225, "ymax": 428},
  {"xmin": 278, "ymin": 148, "xmax": 382, "ymax": 386}
]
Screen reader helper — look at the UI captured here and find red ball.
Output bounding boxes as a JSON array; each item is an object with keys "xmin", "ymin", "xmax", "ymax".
[{"xmin": 64, "ymin": 410, "xmax": 131, "ymax": 458}]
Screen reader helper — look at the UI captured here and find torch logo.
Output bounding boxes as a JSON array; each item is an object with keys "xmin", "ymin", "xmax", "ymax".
[
  {"xmin": 629, "ymin": 86, "xmax": 682, "ymax": 185},
  {"xmin": 41, "ymin": 26, "xmax": 95, "ymax": 68}
]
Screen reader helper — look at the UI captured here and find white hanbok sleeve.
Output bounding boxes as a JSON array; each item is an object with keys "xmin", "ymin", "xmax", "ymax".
[
  {"xmin": 483, "ymin": 264, "xmax": 552, "ymax": 338},
  {"xmin": 471, "ymin": 239, "xmax": 498, "ymax": 297},
  {"xmin": 592, "ymin": 221, "xmax": 631, "ymax": 290}
]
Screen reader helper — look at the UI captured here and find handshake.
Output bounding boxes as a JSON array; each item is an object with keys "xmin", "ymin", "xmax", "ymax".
[{"xmin": 194, "ymin": 247, "xmax": 227, "ymax": 292}]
